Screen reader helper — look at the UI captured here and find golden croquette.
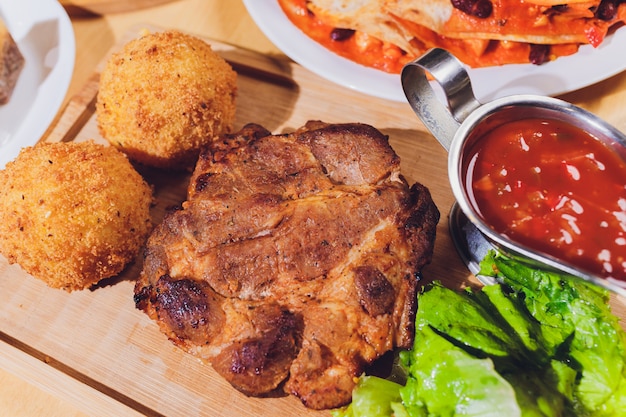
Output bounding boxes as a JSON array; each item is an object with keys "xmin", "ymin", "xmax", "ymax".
[
  {"xmin": 0, "ymin": 141, "xmax": 153, "ymax": 291},
  {"xmin": 96, "ymin": 30, "xmax": 237, "ymax": 169}
]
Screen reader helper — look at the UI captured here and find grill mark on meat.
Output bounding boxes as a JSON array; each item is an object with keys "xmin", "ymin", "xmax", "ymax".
[
  {"xmin": 211, "ymin": 304, "xmax": 302, "ymax": 396},
  {"xmin": 152, "ymin": 275, "xmax": 226, "ymax": 346},
  {"xmin": 405, "ymin": 182, "xmax": 441, "ymax": 270},
  {"xmin": 191, "ymin": 132, "xmax": 330, "ymax": 202},
  {"xmin": 354, "ymin": 266, "xmax": 396, "ymax": 316},
  {"xmin": 185, "ymin": 193, "xmax": 287, "ymax": 250},
  {"xmin": 134, "ymin": 121, "xmax": 439, "ymax": 409},
  {"xmin": 296, "ymin": 122, "xmax": 400, "ymax": 185}
]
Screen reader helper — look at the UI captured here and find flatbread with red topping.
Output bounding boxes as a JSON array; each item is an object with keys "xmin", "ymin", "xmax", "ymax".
[{"xmin": 279, "ymin": 0, "xmax": 626, "ymax": 70}]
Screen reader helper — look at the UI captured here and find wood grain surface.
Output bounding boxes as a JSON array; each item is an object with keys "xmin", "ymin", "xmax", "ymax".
[
  {"xmin": 59, "ymin": 0, "xmax": 177, "ymax": 16},
  {"xmin": 1, "ymin": 25, "xmax": 625, "ymax": 417}
]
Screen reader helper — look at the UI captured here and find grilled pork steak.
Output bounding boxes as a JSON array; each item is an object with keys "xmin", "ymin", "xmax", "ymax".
[{"xmin": 134, "ymin": 121, "xmax": 439, "ymax": 409}]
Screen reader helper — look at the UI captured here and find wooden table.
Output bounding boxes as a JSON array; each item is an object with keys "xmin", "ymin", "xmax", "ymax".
[{"xmin": 1, "ymin": 1, "xmax": 626, "ymax": 416}]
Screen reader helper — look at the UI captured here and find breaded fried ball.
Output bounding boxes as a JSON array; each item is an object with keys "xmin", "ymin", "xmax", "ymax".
[
  {"xmin": 96, "ymin": 30, "xmax": 237, "ymax": 169},
  {"xmin": 0, "ymin": 141, "xmax": 153, "ymax": 291}
]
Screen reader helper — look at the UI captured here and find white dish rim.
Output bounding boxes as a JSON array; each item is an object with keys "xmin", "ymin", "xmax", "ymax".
[
  {"xmin": 0, "ymin": 0, "xmax": 76, "ymax": 168},
  {"xmin": 243, "ymin": 0, "xmax": 626, "ymax": 103}
]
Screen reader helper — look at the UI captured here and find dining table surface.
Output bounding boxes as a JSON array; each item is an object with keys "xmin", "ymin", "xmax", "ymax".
[{"xmin": 2, "ymin": 0, "xmax": 626, "ymax": 416}]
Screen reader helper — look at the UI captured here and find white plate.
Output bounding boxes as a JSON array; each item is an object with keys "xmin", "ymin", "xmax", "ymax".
[
  {"xmin": 0, "ymin": 0, "xmax": 75, "ymax": 169},
  {"xmin": 244, "ymin": 0, "xmax": 626, "ymax": 103}
]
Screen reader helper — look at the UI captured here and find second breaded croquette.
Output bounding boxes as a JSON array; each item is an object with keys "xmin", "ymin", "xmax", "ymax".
[
  {"xmin": 0, "ymin": 141, "xmax": 153, "ymax": 291},
  {"xmin": 96, "ymin": 30, "xmax": 237, "ymax": 169}
]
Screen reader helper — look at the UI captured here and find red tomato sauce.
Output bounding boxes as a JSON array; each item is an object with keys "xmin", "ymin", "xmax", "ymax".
[{"xmin": 467, "ymin": 118, "xmax": 626, "ymax": 282}]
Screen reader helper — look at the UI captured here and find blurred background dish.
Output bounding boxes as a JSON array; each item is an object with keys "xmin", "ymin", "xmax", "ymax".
[
  {"xmin": 59, "ymin": 0, "xmax": 177, "ymax": 16},
  {"xmin": 244, "ymin": 0, "xmax": 626, "ymax": 102},
  {"xmin": 0, "ymin": 0, "xmax": 75, "ymax": 169},
  {"xmin": 244, "ymin": 0, "xmax": 403, "ymax": 102}
]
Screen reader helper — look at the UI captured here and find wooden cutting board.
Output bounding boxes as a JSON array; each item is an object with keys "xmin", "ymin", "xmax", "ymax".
[{"xmin": 1, "ymin": 26, "xmax": 625, "ymax": 417}]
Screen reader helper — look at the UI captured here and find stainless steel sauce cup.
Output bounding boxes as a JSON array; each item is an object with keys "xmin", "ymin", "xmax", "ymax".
[{"xmin": 401, "ymin": 48, "xmax": 626, "ymax": 297}]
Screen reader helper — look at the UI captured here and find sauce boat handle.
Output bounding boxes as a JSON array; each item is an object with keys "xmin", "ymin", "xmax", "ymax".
[{"xmin": 401, "ymin": 48, "xmax": 481, "ymax": 151}]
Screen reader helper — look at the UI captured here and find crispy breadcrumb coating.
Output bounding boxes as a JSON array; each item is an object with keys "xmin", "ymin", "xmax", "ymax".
[
  {"xmin": 0, "ymin": 141, "xmax": 153, "ymax": 291},
  {"xmin": 96, "ymin": 30, "xmax": 237, "ymax": 169}
]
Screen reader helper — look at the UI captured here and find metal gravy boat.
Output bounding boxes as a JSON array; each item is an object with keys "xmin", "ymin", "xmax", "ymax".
[{"xmin": 401, "ymin": 48, "xmax": 626, "ymax": 297}]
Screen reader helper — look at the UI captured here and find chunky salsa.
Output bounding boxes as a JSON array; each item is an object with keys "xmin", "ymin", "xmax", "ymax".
[{"xmin": 466, "ymin": 118, "xmax": 626, "ymax": 281}]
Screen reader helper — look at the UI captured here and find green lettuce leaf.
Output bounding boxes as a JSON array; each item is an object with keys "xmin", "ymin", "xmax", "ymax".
[
  {"xmin": 481, "ymin": 251, "xmax": 626, "ymax": 415},
  {"xmin": 335, "ymin": 250, "xmax": 626, "ymax": 417},
  {"xmin": 412, "ymin": 282, "xmax": 518, "ymax": 359},
  {"xmin": 400, "ymin": 322, "xmax": 521, "ymax": 417},
  {"xmin": 332, "ymin": 375, "xmax": 406, "ymax": 417}
]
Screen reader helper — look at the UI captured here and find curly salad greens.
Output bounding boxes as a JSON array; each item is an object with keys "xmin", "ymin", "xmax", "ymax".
[{"xmin": 334, "ymin": 251, "xmax": 626, "ymax": 417}]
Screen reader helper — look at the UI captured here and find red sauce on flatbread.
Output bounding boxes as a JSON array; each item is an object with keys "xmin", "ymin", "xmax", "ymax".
[
  {"xmin": 277, "ymin": 0, "xmax": 623, "ymax": 72},
  {"xmin": 444, "ymin": 2, "xmax": 604, "ymax": 45},
  {"xmin": 278, "ymin": 0, "xmax": 413, "ymax": 73}
]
